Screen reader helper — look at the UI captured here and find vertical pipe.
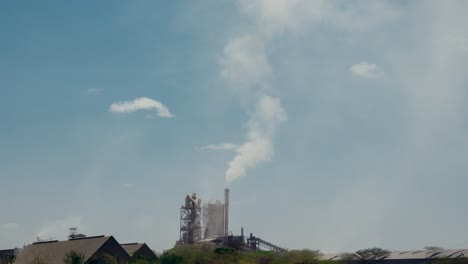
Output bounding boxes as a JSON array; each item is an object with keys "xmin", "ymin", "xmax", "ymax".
[{"xmin": 224, "ymin": 188, "xmax": 230, "ymax": 237}]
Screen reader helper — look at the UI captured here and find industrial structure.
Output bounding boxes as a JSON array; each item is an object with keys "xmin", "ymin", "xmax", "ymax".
[
  {"xmin": 178, "ymin": 188, "xmax": 232, "ymax": 245},
  {"xmin": 14, "ymin": 236, "xmax": 130, "ymax": 264},
  {"xmin": 0, "ymin": 248, "xmax": 18, "ymax": 264},
  {"xmin": 321, "ymin": 248, "xmax": 468, "ymax": 263},
  {"xmin": 177, "ymin": 188, "xmax": 287, "ymax": 253},
  {"xmin": 203, "ymin": 188, "xmax": 230, "ymax": 240},
  {"xmin": 121, "ymin": 243, "xmax": 158, "ymax": 261},
  {"xmin": 179, "ymin": 192, "xmax": 203, "ymax": 244}
]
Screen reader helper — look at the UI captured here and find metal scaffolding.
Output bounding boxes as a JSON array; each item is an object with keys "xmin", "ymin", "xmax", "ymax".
[{"xmin": 178, "ymin": 193, "xmax": 202, "ymax": 244}]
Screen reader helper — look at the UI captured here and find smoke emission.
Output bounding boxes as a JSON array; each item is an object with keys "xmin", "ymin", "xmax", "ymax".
[
  {"xmin": 221, "ymin": 6, "xmax": 291, "ymax": 185},
  {"xmin": 225, "ymin": 95, "xmax": 286, "ymax": 183}
]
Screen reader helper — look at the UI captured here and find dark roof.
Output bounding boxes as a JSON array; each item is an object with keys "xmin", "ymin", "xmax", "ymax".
[
  {"xmin": 0, "ymin": 249, "xmax": 16, "ymax": 255},
  {"xmin": 14, "ymin": 236, "xmax": 112, "ymax": 264},
  {"xmin": 120, "ymin": 243, "xmax": 157, "ymax": 260},
  {"xmin": 120, "ymin": 243, "xmax": 144, "ymax": 257},
  {"xmin": 320, "ymin": 249, "xmax": 468, "ymax": 261}
]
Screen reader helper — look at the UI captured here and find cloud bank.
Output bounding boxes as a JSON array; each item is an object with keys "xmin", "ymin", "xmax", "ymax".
[
  {"xmin": 350, "ymin": 62, "xmax": 383, "ymax": 78},
  {"xmin": 86, "ymin": 88, "xmax": 103, "ymax": 95},
  {"xmin": 1, "ymin": 222, "xmax": 19, "ymax": 230},
  {"xmin": 110, "ymin": 97, "xmax": 174, "ymax": 118}
]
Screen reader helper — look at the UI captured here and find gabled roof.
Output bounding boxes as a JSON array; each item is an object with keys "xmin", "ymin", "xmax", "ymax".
[
  {"xmin": 120, "ymin": 243, "xmax": 157, "ymax": 259},
  {"xmin": 320, "ymin": 249, "xmax": 468, "ymax": 261},
  {"xmin": 0, "ymin": 249, "xmax": 17, "ymax": 255},
  {"xmin": 120, "ymin": 243, "xmax": 144, "ymax": 257},
  {"xmin": 387, "ymin": 249, "xmax": 466, "ymax": 260},
  {"xmin": 14, "ymin": 236, "xmax": 113, "ymax": 264}
]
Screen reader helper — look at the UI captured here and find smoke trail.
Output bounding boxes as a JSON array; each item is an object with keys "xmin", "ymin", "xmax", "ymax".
[
  {"xmin": 37, "ymin": 216, "xmax": 81, "ymax": 240},
  {"xmin": 221, "ymin": 0, "xmax": 398, "ymax": 184},
  {"xmin": 221, "ymin": 10, "xmax": 288, "ymax": 184},
  {"xmin": 225, "ymin": 95, "xmax": 286, "ymax": 183}
]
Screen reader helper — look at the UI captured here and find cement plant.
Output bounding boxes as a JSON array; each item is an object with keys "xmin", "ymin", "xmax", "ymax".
[
  {"xmin": 3, "ymin": 188, "xmax": 468, "ymax": 264},
  {"xmin": 177, "ymin": 189, "xmax": 286, "ymax": 253}
]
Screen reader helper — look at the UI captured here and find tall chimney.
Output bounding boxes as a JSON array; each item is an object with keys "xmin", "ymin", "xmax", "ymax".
[{"xmin": 224, "ymin": 188, "xmax": 230, "ymax": 237}]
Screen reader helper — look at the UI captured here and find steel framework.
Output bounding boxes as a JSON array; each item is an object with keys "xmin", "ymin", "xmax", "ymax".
[{"xmin": 178, "ymin": 193, "xmax": 202, "ymax": 244}]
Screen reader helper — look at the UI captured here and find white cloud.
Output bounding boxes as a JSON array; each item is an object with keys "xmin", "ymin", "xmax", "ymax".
[
  {"xmin": 86, "ymin": 88, "xmax": 103, "ymax": 95},
  {"xmin": 2, "ymin": 222, "xmax": 19, "ymax": 230},
  {"xmin": 239, "ymin": 0, "xmax": 398, "ymax": 36},
  {"xmin": 202, "ymin": 143, "xmax": 238, "ymax": 151},
  {"xmin": 239, "ymin": 0, "xmax": 324, "ymax": 36},
  {"xmin": 447, "ymin": 35, "xmax": 468, "ymax": 52},
  {"xmin": 349, "ymin": 61, "xmax": 383, "ymax": 78},
  {"xmin": 109, "ymin": 97, "xmax": 174, "ymax": 118},
  {"xmin": 37, "ymin": 216, "xmax": 81, "ymax": 240}
]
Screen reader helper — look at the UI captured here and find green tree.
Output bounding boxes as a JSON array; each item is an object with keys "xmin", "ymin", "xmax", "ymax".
[
  {"xmin": 354, "ymin": 248, "xmax": 390, "ymax": 264},
  {"xmin": 283, "ymin": 249, "xmax": 320, "ymax": 264},
  {"xmin": 129, "ymin": 252, "xmax": 158, "ymax": 264},
  {"xmin": 102, "ymin": 254, "xmax": 118, "ymax": 264},
  {"xmin": 63, "ymin": 250, "xmax": 85, "ymax": 264},
  {"xmin": 5, "ymin": 253, "xmax": 16, "ymax": 264},
  {"xmin": 425, "ymin": 246, "xmax": 444, "ymax": 251},
  {"xmin": 339, "ymin": 252, "xmax": 357, "ymax": 264},
  {"xmin": 157, "ymin": 252, "xmax": 183, "ymax": 264}
]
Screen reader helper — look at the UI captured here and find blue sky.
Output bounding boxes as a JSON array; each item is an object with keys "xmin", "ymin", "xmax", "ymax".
[{"xmin": 2, "ymin": 0, "xmax": 468, "ymax": 253}]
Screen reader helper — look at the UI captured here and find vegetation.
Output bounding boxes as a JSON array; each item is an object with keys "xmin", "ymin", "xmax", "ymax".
[
  {"xmin": 129, "ymin": 252, "xmax": 159, "ymax": 264},
  {"xmin": 156, "ymin": 244, "xmax": 322, "ymax": 264},
  {"xmin": 31, "ymin": 256, "xmax": 47, "ymax": 264},
  {"xmin": 352, "ymin": 248, "xmax": 391, "ymax": 264},
  {"xmin": 5, "ymin": 253, "xmax": 16, "ymax": 264},
  {"xmin": 425, "ymin": 246, "xmax": 444, "ymax": 251},
  {"xmin": 63, "ymin": 250, "xmax": 85, "ymax": 264},
  {"xmin": 28, "ymin": 245, "xmax": 468, "ymax": 264},
  {"xmin": 157, "ymin": 252, "xmax": 184, "ymax": 264},
  {"xmin": 103, "ymin": 253, "xmax": 118, "ymax": 264}
]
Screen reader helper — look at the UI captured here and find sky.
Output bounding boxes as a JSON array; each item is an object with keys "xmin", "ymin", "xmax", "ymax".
[{"xmin": 1, "ymin": 0, "xmax": 468, "ymax": 254}]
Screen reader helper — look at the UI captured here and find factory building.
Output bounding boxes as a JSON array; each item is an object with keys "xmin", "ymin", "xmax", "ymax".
[
  {"xmin": 177, "ymin": 188, "xmax": 287, "ymax": 253},
  {"xmin": 121, "ymin": 243, "xmax": 158, "ymax": 261},
  {"xmin": 178, "ymin": 188, "xmax": 230, "ymax": 244},
  {"xmin": 0, "ymin": 249, "xmax": 17, "ymax": 264},
  {"xmin": 14, "ymin": 235, "xmax": 130, "ymax": 264},
  {"xmin": 203, "ymin": 201, "xmax": 225, "ymax": 239},
  {"xmin": 321, "ymin": 249, "xmax": 468, "ymax": 263},
  {"xmin": 204, "ymin": 188, "xmax": 230, "ymax": 239}
]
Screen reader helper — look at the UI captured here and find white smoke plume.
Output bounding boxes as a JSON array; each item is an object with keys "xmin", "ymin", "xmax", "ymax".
[
  {"xmin": 221, "ymin": 1, "xmax": 296, "ymax": 184},
  {"xmin": 226, "ymin": 95, "xmax": 286, "ymax": 183},
  {"xmin": 221, "ymin": 35, "xmax": 272, "ymax": 94},
  {"xmin": 221, "ymin": 0, "xmax": 398, "ymax": 184},
  {"xmin": 37, "ymin": 216, "xmax": 81, "ymax": 240}
]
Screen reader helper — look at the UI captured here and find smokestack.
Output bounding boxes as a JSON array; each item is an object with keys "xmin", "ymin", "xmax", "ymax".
[{"xmin": 224, "ymin": 188, "xmax": 230, "ymax": 237}]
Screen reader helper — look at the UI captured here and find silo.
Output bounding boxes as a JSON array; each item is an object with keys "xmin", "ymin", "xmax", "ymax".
[
  {"xmin": 203, "ymin": 200, "xmax": 225, "ymax": 238},
  {"xmin": 224, "ymin": 188, "xmax": 230, "ymax": 236}
]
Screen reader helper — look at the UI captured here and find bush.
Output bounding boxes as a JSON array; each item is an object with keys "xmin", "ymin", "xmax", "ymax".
[
  {"xmin": 64, "ymin": 250, "xmax": 85, "ymax": 264},
  {"xmin": 158, "ymin": 252, "xmax": 184, "ymax": 264},
  {"xmin": 159, "ymin": 244, "xmax": 321, "ymax": 264}
]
